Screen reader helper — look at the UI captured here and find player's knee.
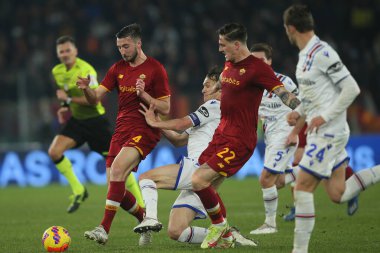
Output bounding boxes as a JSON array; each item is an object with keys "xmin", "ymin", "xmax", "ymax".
[
  {"xmin": 167, "ymin": 226, "xmax": 182, "ymax": 241},
  {"xmin": 191, "ymin": 174, "xmax": 208, "ymax": 191},
  {"xmin": 259, "ymin": 172, "xmax": 275, "ymax": 188},
  {"xmin": 110, "ymin": 161, "xmax": 126, "ymax": 179},
  {"xmin": 275, "ymin": 180, "xmax": 285, "ymax": 189},
  {"xmin": 329, "ymin": 191, "xmax": 344, "ymax": 204},
  {"xmin": 48, "ymin": 147, "xmax": 62, "ymax": 162},
  {"xmin": 138, "ymin": 172, "xmax": 149, "ymax": 181}
]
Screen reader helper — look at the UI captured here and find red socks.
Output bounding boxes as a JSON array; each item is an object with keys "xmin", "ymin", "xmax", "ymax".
[{"xmin": 195, "ymin": 186, "xmax": 225, "ymax": 224}]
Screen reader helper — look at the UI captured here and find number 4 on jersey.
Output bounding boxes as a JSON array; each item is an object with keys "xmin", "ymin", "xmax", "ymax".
[{"xmin": 132, "ymin": 135, "xmax": 142, "ymax": 143}]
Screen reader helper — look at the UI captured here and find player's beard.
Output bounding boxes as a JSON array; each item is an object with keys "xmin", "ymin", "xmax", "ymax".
[{"xmin": 123, "ymin": 47, "xmax": 138, "ymax": 63}]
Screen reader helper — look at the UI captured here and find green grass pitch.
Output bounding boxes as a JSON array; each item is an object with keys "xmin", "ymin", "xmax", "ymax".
[{"xmin": 1, "ymin": 178, "xmax": 379, "ymax": 252}]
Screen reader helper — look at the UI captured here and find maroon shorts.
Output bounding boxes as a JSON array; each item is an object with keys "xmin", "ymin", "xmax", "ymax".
[
  {"xmin": 298, "ymin": 124, "xmax": 308, "ymax": 148},
  {"xmin": 106, "ymin": 129, "xmax": 160, "ymax": 169},
  {"xmin": 199, "ymin": 132, "xmax": 254, "ymax": 177}
]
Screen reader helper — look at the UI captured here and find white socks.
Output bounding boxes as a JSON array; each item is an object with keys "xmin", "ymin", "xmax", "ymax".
[
  {"xmin": 178, "ymin": 226, "xmax": 208, "ymax": 243},
  {"xmin": 139, "ymin": 179, "xmax": 158, "ymax": 220},
  {"xmin": 340, "ymin": 165, "xmax": 380, "ymax": 203},
  {"xmin": 293, "ymin": 191, "xmax": 315, "ymax": 253},
  {"xmin": 262, "ymin": 185, "xmax": 278, "ymax": 227}
]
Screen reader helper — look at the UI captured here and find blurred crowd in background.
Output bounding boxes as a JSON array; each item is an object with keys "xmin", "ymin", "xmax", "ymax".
[{"xmin": 1, "ymin": 0, "xmax": 380, "ymax": 148}]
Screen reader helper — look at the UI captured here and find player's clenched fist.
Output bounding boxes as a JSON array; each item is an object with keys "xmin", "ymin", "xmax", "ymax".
[{"xmin": 136, "ymin": 78, "xmax": 145, "ymax": 96}]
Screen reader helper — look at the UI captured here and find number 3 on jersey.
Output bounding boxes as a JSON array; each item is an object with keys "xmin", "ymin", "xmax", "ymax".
[{"xmin": 216, "ymin": 147, "xmax": 236, "ymax": 168}]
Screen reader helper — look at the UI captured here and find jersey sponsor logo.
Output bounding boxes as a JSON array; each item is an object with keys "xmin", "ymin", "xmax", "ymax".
[
  {"xmin": 221, "ymin": 76, "xmax": 240, "ymax": 86},
  {"xmin": 297, "ymin": 78, "xmax": 315, "ymax": 86},
  {"xmin": 261, "ymin": 102, "xmax": 282, "ymax": 109},
  {"xmin": 118, "ymin": 74, "xmax": 124, "ymax": 79},
  {"xmin": 197, "ymin": 106, "xmax": 209, "ymax": 117},
  {"xmin": 262, "ymin": 116, "xmax": 277, "ymax": 122},
  {"xmin": 239, "ymin": 68, "xmax": 246, "ymax": 75},
  {"xmin": 119, "ymin": 85, "xmax": 136, "ymax": 93},
  {"xmin": 326, "ymin": 61, "xmax": 343, "ymax": 75},
  {"xmin": 323, "ymin": 51, "xmax": 329, "ymax": 57}
]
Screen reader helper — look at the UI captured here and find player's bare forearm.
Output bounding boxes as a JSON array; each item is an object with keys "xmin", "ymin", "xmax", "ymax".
[
  {"xmin": 154, "ymin": 117, "xmax": 192, "ymax": 132},
  {"xmin": 82, "ymin": 87, "xmax": 99, "ymax": 105},
  {"xmin": 140, "ymin": 93, "xmax": 170, "ymax": 115},
  {"xmin": 161, "ymin": 129, "xmax": 188, "ymax": 147},
  {"xmin": 71, "ymin": 96, "xmax": 92, "ymax": 106},
  {"xmin": 139, "ymin": 103, "xmax": 191, "ymax": 131},
  {"xmin": 291, "ymin": 115, "xmax": 306, "ymax": 135},
  {"xmin": 273, "ymin": 86, "xmax": 301, "ymax": 110}
]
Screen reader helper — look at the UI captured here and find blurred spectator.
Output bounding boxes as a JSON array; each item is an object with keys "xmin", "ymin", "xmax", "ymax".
[{"xmin": 0, "ymin": 0, "xmax": 379, "ymax": 146}]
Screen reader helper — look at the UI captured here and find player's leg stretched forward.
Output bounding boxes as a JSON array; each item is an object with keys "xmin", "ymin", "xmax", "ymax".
[
  {"xmin": 293, "ymin": 162, "xmax": 380, "ymax": 253},
  {"xmin": 48, "ymin": 135, "xmax": 88, "ymax": 213},
  {"xmin": 191, "ymin": 163, "xmax": 234, "ymax": 249},
  {"xmin": 135, "ymin": 158, "xmax": 256, "ymax": 247},
  {"xmin": 84, "ymin": 147, "xmax": 146, "ymax": 245}
]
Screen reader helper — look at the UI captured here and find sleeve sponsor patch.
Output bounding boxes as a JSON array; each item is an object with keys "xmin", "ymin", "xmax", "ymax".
[{"xmin": 197, "ymin": 106, "xmax": 209, "ymax": 117}]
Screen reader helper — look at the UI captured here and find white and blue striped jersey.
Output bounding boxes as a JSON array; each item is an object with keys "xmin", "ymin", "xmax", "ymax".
[
  {"xmin": 259, "ymin": 72, "xmax": 298, "ymax": 135},
  {"xmin": 296, "ymin": 35, "xmax": 351, "ymax": 136},
  {"xmin": 186, "ymin": 99, "xmax": 220, "ymax": 160}
]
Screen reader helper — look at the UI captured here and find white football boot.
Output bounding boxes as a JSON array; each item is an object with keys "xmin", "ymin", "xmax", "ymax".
[
  {"xmin": 250, "ymin": 223, "xmax": 277, "ymax": 235},
  {"xmin": 84, "ymin": 226, "xmax": 108, "ymax": 245}
]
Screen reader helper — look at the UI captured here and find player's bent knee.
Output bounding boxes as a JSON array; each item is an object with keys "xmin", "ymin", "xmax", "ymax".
[
  {"xmin": 110, "ymin": 162, "xmax": 127, "ymax": 179},
  {"xmin": 259, "ymin": 172, "xmax": 277, "ymax": 188},
  {"xmin": 191, "ymin": 174, "xmax": 208, "ymax": 191},
  {"xmin": 275, "ymin": 180, "xmax": 285, "ymax": 189},
  {"xmin": 167, "ymin": 226, "xmax": 182, "ymax": 241},
  {"xmin": 138, "ymin": 172, "xmax": 150, "ymax": 181},
  {"xmin": 329, "ymin": 191, "xmax": 344, "ymax": 204},
  {"xmin": 47, "ymin": 148, "xmax": 63, "ymax": 162}
]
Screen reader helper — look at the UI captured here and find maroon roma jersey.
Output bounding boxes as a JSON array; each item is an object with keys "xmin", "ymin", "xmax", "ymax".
[
  {"xmin": 101, "ymin": 57, "xmax": 171, "ymax": 135},
  {"xmin": 218, "ymin": 55, "xmax": 283, "ymax": 149}
]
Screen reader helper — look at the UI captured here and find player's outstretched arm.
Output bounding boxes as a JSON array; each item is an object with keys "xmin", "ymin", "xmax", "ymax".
[
  {"xmin": 272, "ymin": 86, "xmax": 301, "ymax": 110},
  {"xmin": 139, "ymin": 103, "xmax": 193, "ymax": 131},
  {"xmin": 161, "ymin": 129, "xmax": 189, "ymax": 147},
  {"xmin": 76, "ymin": 75, "xmax": 107, "ymax": 105},
  {"xmin": 56, "ymin": 89, "xmax": 94, "ymax": 106}
]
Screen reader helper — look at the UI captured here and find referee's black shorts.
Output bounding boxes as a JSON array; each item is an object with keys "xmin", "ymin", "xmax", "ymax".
[{"xmin": 59, "ymin": 115, "xmax": 112, "ymax": 157}]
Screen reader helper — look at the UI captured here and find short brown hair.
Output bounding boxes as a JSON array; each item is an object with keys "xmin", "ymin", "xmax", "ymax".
[
  {"xmin": 283, "ymin": 4, "xmax": 314, "ymax": 32},
  {"xmin": 116, "ymin": 23, "xmax": 142, "ymax": 40},
  {"xmin": 217, "ymin": 23, "xmax": 247, "ymax": 43},
  {"xmin": 250, "ymin": 43, "xmax": 273, "ymax": 60},
  {"xmin": 56, "ymin": 35, "xmax": 75, "ymax": 45}
]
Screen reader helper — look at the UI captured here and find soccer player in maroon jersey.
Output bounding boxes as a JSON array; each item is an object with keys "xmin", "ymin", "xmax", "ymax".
[
  {"xmin": 76, "ymin": 23, "xmax": 171, "ymax": 246},
  {"xmin": 190, "ymin": 23, "xmax": 301, "ymax": 249}
]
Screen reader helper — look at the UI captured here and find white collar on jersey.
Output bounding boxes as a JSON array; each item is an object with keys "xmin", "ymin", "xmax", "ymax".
[{"xmin": 300, "ymin": 35, "xmax": 321, "ymax": 55}]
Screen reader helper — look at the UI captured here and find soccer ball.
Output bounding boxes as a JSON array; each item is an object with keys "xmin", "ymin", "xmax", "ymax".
[{"xmin": 41, "ymin": 226, "xmax": 71, "ymax": 252}]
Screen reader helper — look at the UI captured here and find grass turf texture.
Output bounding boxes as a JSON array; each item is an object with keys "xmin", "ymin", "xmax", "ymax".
[{"xmin": 1, "ymin": 178, "xmax": 379, "ymax": 252}]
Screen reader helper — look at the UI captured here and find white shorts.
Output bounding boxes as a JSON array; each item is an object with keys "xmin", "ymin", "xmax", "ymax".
[
  {"xmin": 173, "ymin": 156, "xmax": 199, "ymax": 190},
  {"xmin": 172, "ymin": 190, "xmax": 207, "ymax": 220},
  {"xmin": 299, "ymin": 133, "xmax": 349, "ymax": 179},
  {"xmin": 264, "ymin": 138, "xmax": 297, "ymax": 174}
]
